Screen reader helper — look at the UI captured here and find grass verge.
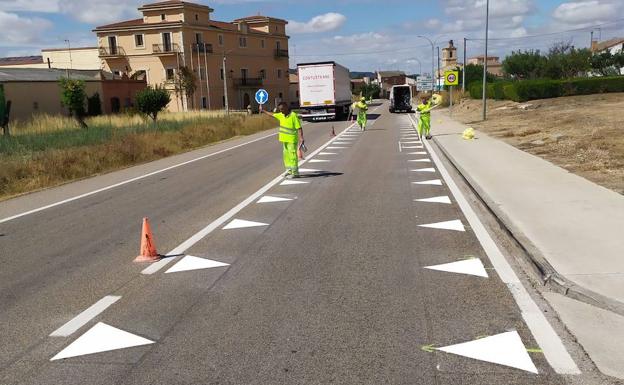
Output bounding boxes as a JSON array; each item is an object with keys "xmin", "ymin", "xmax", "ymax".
[{"xmin": 0, "ymin": 112, "xmax": 275, "ymax": 201}]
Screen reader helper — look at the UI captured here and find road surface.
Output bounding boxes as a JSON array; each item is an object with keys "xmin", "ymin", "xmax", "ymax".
[{"xmin": 0, "ymin": 102, "xmax": 591, "ymax": 384}]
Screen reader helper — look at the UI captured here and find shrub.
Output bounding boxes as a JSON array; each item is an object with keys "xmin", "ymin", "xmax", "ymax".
[
  {"xmin": 59, "ymin": 78, "xmax": 88, "ymax": 128},
  {"xmin": 136, "ymin": 86, "xmax": 171, "ymax": 122}
]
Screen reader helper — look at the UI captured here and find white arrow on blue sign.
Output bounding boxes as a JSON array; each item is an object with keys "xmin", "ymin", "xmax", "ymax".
[{"xmin": 255, "ymin": 89, "xmax": 269, "ymax": 105}]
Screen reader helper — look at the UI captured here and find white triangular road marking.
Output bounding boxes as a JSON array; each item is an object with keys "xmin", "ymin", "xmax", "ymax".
[
  {"xmin": 419, "ymin": 219, "xmax": 465, "ymax": 232},
  {"xmin": 280, "ymin": 180, "xmax": 309, "ymax": 185},
  {"xmin": 166, "ymin": 256, "xmax": 229, "ymax": 273},
  {"xmin": 223, "ymin": 219, "xmax": 268, "ymax": 230},
  {"xmin": 309, "ymin": 159, "xmax": 331, "ymax": 163},
  {"xmin": 413, "ymin": 179, "xmax": 443, "ymax": 186},
  {"xmin": 437, "ymin": 331, "xmax": 538, "ymax": 374},
  {"xmin": 415, "ymin": 196, "xmax": 451, "ymax": 204},
  {"xmin": 411, "ymin": 168, "xmax": 436, "ymax": 172},
  {"xmin": 51, "ymin": 323, "xmax": 153, "ymax": 361},
  {"xmin": 257, "ymin": 195, "xmax": 294, "ymax": 203},
  {"xmin": 424, "ymin": 258, "xmax": 488, "ymax": 277},
  {"xmin": 408, "ymin": 159, "xmax": 431, "ymax": 163}
]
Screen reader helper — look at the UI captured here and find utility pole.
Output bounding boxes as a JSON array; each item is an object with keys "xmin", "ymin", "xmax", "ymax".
[
  {"xmin": 590, "ymin": 30, "xmax": 594, "ymax": 51},
  {"xmin": 196, "ymin": 44, "xmax": 203, "ymax": 109},
  {"xmin": 462, "ymin": 37, "xmax": 467, "ymax": 93},
  {"xmin": 482, "ymin": 0, "xmax": 490, "ymax": 121},
  {"xmin": 222, "ymin": 54, "xmax": 229, "ymax": 114},
  {"xmin": 417, "ymin": 35, "xmax": 435, "ymax": 94},
  {"xmin": 203, "ymin": 43, "xmax": 210, "ymax": 109},
  {"xmin": 64, "ymin": 39, "xmax": 72, "ymax": 78},
  {"xmin": 437, "ymin": 46, "xmax": 440, "ymax": 91}
]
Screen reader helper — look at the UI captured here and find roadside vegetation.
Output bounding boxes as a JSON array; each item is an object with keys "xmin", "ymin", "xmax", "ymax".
[{"xmin": 0, "ymin": 108, "xmax": 274, "ymax": 201}]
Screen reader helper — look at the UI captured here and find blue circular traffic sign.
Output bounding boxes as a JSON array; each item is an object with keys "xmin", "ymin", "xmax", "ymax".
[{"xmin": 255, "ymin": 89, "xmax": 269, "ymax": 105}]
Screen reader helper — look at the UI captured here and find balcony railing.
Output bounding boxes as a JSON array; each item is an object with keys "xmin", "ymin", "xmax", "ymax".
[
  {"xmin": 192, "ymin": 43, "xmax": 213, "ymax": 53},
  {"xmin": 99, "ymin": 46, "xmax": 126, "ymax": 57},
  {"xmin": 274, "ymin": 49, "xmax": 289, "ymax": 58},
  {"xmin": 233, "ymin": 78, "xmax": 263, "ymax": 87},
  {"xmin": 152, "ymin": 43, "xmax": 180, "ymax": 55}
]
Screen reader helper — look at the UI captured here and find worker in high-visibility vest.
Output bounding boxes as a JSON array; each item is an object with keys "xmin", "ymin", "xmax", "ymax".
[
  {"xmin": 351, "ymin": 97, "xmax": 368, "ymax": 131},
  {"xmin": 261, "ymin": 102, "xmax": 304, "ymax": 178},
  {"xmin": 416, "ymin": 96, "xmax": 433, "ymax": 139}
]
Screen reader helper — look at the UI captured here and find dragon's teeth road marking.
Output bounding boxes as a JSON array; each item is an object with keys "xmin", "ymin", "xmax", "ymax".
[
  {"xmin": 415, "ymin": 196, "xmax": 452, "ymax": 204},
  {"xmin": 280, "ymin": 180, "xmax": 309, "ymax": 186},
  {"xmin": 408, "ymin": 159, "xmax": 431, "ymax": 163},
  {"xmin": 165, "ymin": 256, "xmax": 229, "ymax": 273},
  {"xmin": 223, "ymin": 219, "xmax": 268, "ymax": 230},
  {"xmin": 436, "ymin": 331, "xmax": 538, "ymax": 374},
  {"xmin": 49, "ymin": 296, "xmax": 121, "ymax": 337},
  {"xmin": 424, "ymin": 258, "xmax": 488, "ymax": 278},
  {"xmin": 50, "ymin": 322, "xmax": 154, "ymax": 361},
  {"xmin": 257, "ymin": 195, "xmax": 294, "ymax": 203},
  {"xmin": 413, "ymin": 179, "xmax": 443, "ymax": 186},
  {"xmin": 419, "ymin": 219, "xmax": 465, "ymax": 232},
  {"xmin": 411, "ymin": 168, "xmax": 436, "ymax": 173}
]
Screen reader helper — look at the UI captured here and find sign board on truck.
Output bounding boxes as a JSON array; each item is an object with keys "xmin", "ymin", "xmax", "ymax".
[{"xmin": 298, "ymin": 64, "xmax": 336, "ymax": 107}]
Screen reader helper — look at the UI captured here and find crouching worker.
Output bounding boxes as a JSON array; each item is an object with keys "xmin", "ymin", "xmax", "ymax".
[
  {"xmin": 261, "ymin": 102, "xmax": 305, "ymax": 178},
  {"xmin": 417, "ymin": 96, "xmax": 433, "ymax": 140}
]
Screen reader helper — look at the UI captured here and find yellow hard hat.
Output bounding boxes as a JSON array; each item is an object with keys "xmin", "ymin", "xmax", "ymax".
[{"xmin": 432, "ymin": 94, "xmax": 443, "ymax": 105}]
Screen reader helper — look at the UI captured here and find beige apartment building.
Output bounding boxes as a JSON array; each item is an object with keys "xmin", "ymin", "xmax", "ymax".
[
  {"xmin": 93, "ymin": 0, "xmax": 290, "ymax": 112},
  {"xmin": 467, "ymin": 55, "xmax": 503, "ymax": 77}
]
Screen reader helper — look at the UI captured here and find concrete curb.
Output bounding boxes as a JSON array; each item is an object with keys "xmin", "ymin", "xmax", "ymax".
[{"xmin": 432, "ymin": 134, "xmax": 624, "ymax": 318}]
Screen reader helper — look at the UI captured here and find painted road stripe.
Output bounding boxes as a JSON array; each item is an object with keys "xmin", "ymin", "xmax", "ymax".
[
  {"xmin": 408, "ymin": 159, "xmax": 431, "ymax": 163},
  {"xmin": 50, "ymin": 296, "xmax": 121, "ymax": 337},
  {"xmin": 424, "ymin": 258, "xmax": 488, "ymax": 278},
  {"xmin": 409, "ymin": 114, "xmax": 580, "ymax": 374},
  {"xmin": 257, "ymin": 196, "xmax": 294, "ymax": 203},
  {"xmin": 141, "ymin": 119, "xmax": 361, "ymax": 275},
  {"xmin": 419, "ymin": 219, "xmax": 465, "ymax": 232},
  {"xmin": 408, "ymin": 152, "xmax": 428, "ymax": 155},
  {"xmin": 166, "ymin": 256, "xmax": 229, "ymax": 273},
  {"xmin": 319, "ymin": 152, "xmax": 337, "ymax": 155},
  {"xmin": 415, "ymin": 196, "xmax": 452, "ymax": 204},
  {"xmin": 412, "ymin": 179, "xmax": 443, "ymax": 186},
  {"xmin": 51, "ymin": 322, "xmax": 153, "ymax": 361},
  {"xmin": 0, "ymin": 132, "xmax": 279, "ymax": 225},
  {"xmin": 309, "ymin": 159, "xmax": 331, "ymax": 163},
  {"xmin": 327, "ymin": 146, "xmax": 347, "ymax": 149},
  {"xmin": 280, "ymin": 180, "xmax": 309, "ymax": 186},
  {"xmin": 411, "ymin": 168, "xmax": 436, "ymax": 172}
]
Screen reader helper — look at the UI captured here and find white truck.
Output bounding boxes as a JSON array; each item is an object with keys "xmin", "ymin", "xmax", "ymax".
[
  {"xmin": 297, "ymin": 61, "xmax": 352, "ymax": 121},
  {"xmin": 389, "ymin": 85, "xmax": 414, "ymax": 113}
]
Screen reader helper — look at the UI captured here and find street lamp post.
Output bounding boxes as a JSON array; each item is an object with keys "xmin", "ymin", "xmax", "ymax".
[
  {"xmin": 482, "ymin": 0, "xmax": 490, "ymax": 121},
  {"xmin": 417, "ymin": 35, "xmax": 435, "ymax": 93}
]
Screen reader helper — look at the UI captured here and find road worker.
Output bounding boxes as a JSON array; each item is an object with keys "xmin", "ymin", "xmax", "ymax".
[
  {"xmin": 261, "ymin": 102, "xmax": 304, "ymax": 178},
  {"xmin": 417, "ymin": 96, "xmax": 433, "ymax": 140},
  {"xmin": 351, "ymin": 96, "xmax": 369, "ymax": 131}
]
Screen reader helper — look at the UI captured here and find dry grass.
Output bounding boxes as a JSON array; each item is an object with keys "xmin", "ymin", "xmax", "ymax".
[
  {"xmin": 452, "ymin": 93, "xmax": 624, "ymax": 194},
  {"xmin": 0, "ymin": 112, "xmax": 274, "ymax": 200}
]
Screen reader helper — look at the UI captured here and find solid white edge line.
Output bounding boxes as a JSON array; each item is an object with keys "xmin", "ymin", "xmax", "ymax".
[
  {"xmin": 49, "ymin": 295, "xmax": 121, "ymax": 337},
  {"xmin": 141, "ymin": 121, "xmax": 358, "ymax": 275},
  {"xmin": 407, "ymin": 114, "xmax": 580, "ymax": 375},
  {"xmin": 0, "ymin": 132, "xmax": 279, "ymax": 225}
]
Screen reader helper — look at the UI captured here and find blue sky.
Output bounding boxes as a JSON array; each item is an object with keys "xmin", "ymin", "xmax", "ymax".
[{"xmin": 1, "ymin": 0, "xmax": 623, "ymax": 73}]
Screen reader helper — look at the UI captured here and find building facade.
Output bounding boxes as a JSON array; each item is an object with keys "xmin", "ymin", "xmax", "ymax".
[
  {"xmin": 93, "ymin": 0, "xmax": 290, "ymax": 112},
  {"xmin": 467, "ymin": 55, "xmax": 503, "ymax": 77},
  {"xmin": 0, "ymin": 47, "xmax": 100, "ymax": 70},
  {"xmin": 591, "ymin": 37, "xmax": 624, "ymax": 75}
]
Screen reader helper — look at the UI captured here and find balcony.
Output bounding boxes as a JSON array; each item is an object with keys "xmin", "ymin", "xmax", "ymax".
[
  {"xmin": 152, "ymin": 43, "xmax": 180, "ymax": 55},
  {"xmin": 99, "ymin": 46, "xmax": 126, "ymax": 58},
  {"xmin": 192, "ymin": 43, "xmax": 213, "ymax": 54},
  {"xmin": 274, "ymin": 49, "xmax": 289, "ymax": 58},
  {"xmin": 233, "ymin": 78, "xmax": 263, "ymax": 88}
]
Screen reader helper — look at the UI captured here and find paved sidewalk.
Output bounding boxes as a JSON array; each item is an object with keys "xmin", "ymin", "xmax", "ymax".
[{"xmin": 430, "ymin": 109, "xmax": 624, "ymax": 309}]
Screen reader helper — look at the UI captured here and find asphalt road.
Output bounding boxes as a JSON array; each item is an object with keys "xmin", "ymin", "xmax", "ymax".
[{"xmin": 0, "ymin": 103, "xmax": 587, "ymax": 384}]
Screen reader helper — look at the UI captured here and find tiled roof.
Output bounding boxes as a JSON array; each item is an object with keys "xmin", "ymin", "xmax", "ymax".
[
  {"xmin": 96, "ymin": 18, "xmax": 145, "ymax": 29},
  {"xmin": 234, "ymin": 15, "xmax": 287, "ymax": 24},
  {"xmin": 0, "ymin": 56, "xmax": 43, "ymax": 66},
  {"xmin": 208, "ymin": 20, "xmax": 238, "ymax": 31},
  {"xmin": 0, "ymin": 68, "xmax": 106, "ymax": 82},
  {"xmin": 594, "ymin": 37, "xmax": 624, "ymax": 52}
]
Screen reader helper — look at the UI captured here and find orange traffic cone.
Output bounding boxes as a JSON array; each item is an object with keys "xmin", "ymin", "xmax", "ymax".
[
  {"xmin": 330, "ymin": 125, "xmax": 336, "ymax": 137},
  {"xmin": 134, "ymin": 217, "xmax": 160, "ymax": 263}
]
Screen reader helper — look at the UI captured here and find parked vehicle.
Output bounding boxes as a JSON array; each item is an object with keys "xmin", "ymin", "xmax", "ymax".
[
  {"xmin": 389, "ymin": 85, "xmax": 414, "ymax": 113},
  {"xmin": 297, "ymin": 61, "xmax": 351, "ymax": 121}
]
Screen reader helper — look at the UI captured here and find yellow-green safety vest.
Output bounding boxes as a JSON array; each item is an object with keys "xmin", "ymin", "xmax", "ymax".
[
  {"xmin": 417, "ymin": 101, "xmax": 432, "ymax": 115},
  {"xmin": 274, "ymin": 112, "xmax": 301, "ymax": 143}
]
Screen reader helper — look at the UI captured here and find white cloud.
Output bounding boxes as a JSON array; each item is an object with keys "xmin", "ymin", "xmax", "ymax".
[
  {"xmin": 0, "ymin": 11, "xmax": 53, "ymax": 46},
  {"xmin": 58, "ymin": 1, "xmax": 141, "ymax": 24},
  {"xmin": 288, "ymin": 13, "xmax": 346, "ymax": 34},
  {"xmin": 0, "ymin": 0, "xmax": 59, "ymax": 13},
  {"xmin": 552, "ymin": 0, "xmax": 622, "ymax": 24}
]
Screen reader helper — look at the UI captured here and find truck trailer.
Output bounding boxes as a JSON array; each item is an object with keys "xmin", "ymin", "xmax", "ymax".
[
  {"xmin": 297, "ymin": 61, "xmax": 352, "ymax": 121},
  {"xmin": 389, "ymin": 85, "xmax": 414, "ymax": 113}
]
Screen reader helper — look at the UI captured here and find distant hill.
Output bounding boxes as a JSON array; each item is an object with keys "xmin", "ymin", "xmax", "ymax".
[{"xmin": 350, "ymin": 72, "xmax": 375, "ymax": 79}]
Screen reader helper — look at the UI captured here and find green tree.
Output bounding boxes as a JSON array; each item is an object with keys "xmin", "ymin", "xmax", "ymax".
[
  {"xmin": 502, "ymin": 50, "xmax": 547, "ymax": 79},
  {"xmin": 0, "ymin": 84, "xmax": 10, "ymax": 136},
  {"xmin": 59, "ymin": 78, "xmax": 88, "ymax": 128},
  {"xmin": 174, "ymin": 66, "xmax": 197, "ymax": 109},
  {"xmin": 544, "ymin": 42, "xmax": 591, "ymax": 79},
  {"xmin": 136, "ymin": 86, "xmax": 171, "ymax": 122},
  {"xmin": 360, "ymin": 83, "xmax": 381, "ymax": 99},
  {"xmin": 590, "ymin": 50, "xmax": 624, "ymax": 76},
  {"xmin": 459, "ymin": 64, "xmax": 495, "ymax": 88}
]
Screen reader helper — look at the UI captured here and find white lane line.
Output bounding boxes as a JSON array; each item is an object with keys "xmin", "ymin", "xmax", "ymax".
[
  {"xmin": 408, "ymin": 159, "xmax": 431, "ymax": 163},
  {"xmin": 309, "ymin": 159, "xmax": 331, "ymax": 163},
  {"xmin": 411, "ymin": 168, "xmax": 436, "ymax": 173},
  {"xmin": 319, "ymin": 152, "xmax": 337, "ymax": 155},
  {"xmin": 408, "ymin": 115, "xmax": 580, "ymax": 374},
  {"xmin": 327, "ymin": 146, "xmax": 346, "ymax": 149},
  {"xmin": 142, "ymin": 122, "xmax": 356, "ymax": 275},
  {"xmin": 412, "ymin": 179, "xmax": 443, "ymax": 186},
  {"xmin": 0, "ymin": 132, "xmax": 278, "ymax": 225},
  {"xmin": 280, "ymin": 180, "xmax": 309, "ymax": 186},
  {"xmin": 50, "ymin": 296, "xmax": 121, "ymax": 337}
]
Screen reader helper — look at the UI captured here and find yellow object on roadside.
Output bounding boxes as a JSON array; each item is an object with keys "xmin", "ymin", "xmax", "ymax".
[
  {"xmin": 463, "ymin": 127, "xmax": 475, "ymax": 140},
  {"xmin": 432, "ymin": 94, "xmax": 443, "ymax": 105}
]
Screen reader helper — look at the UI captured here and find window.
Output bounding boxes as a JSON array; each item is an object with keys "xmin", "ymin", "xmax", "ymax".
[
  {"xmin": 450, "ymin": 51, "xmax": 453, "ymax": 58},
  {"xmin": 277, "ymin": 69, "xmax": 282, "ymax": 79},
  {"xmin": 222, "ymin": 95, "xmax": 226, "ymax": 107},
  {"xmin": 220, "ymin": 68, "xmax": 224, "ymax": 80},
  {"xmin": 166, "ymin": 68, "xmax": 175, "ymax": 81},
  {"xmin": 195, "ymin": 32, "xmax": 203, "ymax": 44},
  {"xmin": 198, "ymin": 68, "xmax": 205, "ymax": 80},
  {"xmin": 259, "ymin": 69, "xmax": 266, "ymax": 79},
  {"xmin": 278, "ymin": 92, "xmax": 283, "ymax": 99},
  {"xmin": 202, "ymin": 96, "xmax": 207, "ymax": 109},
  {"xmin": 260, "ymin": 39, "xmax": 265, "ymax": 48},
  {"xmin": 276, "ymin": 41, "xmax": 281, "ymax": 50},
  {"xmin": 241, "ymin": 68, "xmax": 248, "ymax": 79},
  {"xmin": 161, "ymin": 14, "xmax": 166, "ymax": 21},
  {"xmin": 33, "ymin": 101, "xmax": 39, "ymax": 110},
  {"xmin": 195, "ymin": 13, "xmax": 199, "ymax": 21},
  {"xmin": 134, "ymin": 34, "xmax": 144, "ymax": 48},
  {"xmin": 239, "ymin": 36, "xmax": 247, "ymax": 48},
  {"xmin": 218, "ymin": 34, "xmax": 224, "ymax": 46}
]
